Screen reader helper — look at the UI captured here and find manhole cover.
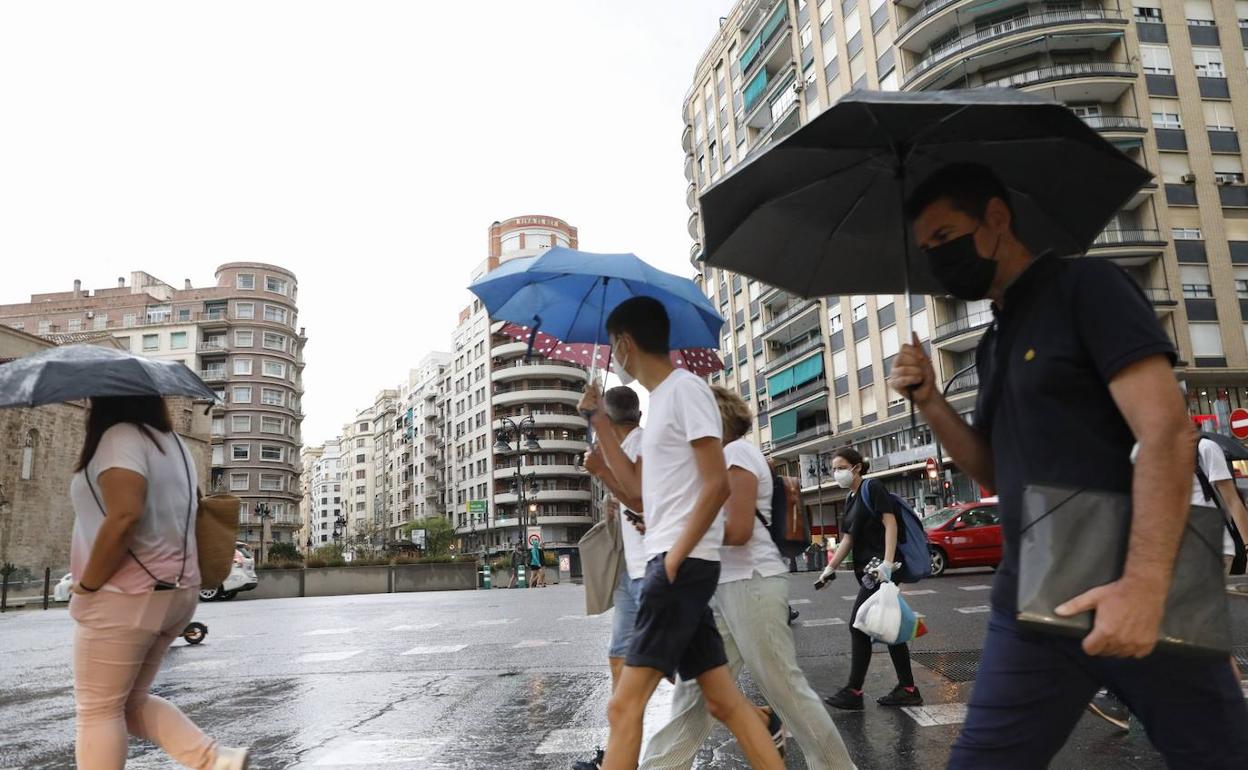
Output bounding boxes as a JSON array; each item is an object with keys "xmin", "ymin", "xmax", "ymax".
[{"xmin": 911, "ymin": 650, "xmax": 982, "ymax": 683}]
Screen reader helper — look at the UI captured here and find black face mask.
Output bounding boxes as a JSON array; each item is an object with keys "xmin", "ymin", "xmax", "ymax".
[{"xmin": 924, "ymin": 228, "xmax": 998, "ymax": 301}]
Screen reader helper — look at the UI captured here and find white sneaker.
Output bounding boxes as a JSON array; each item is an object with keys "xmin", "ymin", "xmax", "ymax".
[{"xmin": 212, "ymin": 747, "xmax": 250, "ymax": 770}]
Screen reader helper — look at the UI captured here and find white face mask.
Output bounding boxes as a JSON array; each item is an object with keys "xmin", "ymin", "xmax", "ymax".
[
  {"xmin": 612, "ymin": 342, "xmax": 635, "ymax": 386},
  {"xmin": 833, "ymin": 468, "xmax": 854, "ymax": 489}
]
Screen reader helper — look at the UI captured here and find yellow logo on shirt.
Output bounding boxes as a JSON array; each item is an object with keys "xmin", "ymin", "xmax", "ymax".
[{"xmin": 1024, "ymin": 349, "xmax": 1036, "ymax": 362}]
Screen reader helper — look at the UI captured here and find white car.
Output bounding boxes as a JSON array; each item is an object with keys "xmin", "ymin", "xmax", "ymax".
[
  {"xmin": 53, "ymin": 573, "xmax": 73, "ymax": 603},
  {"xmin": 199, "ymin": 544, "xmax": 259, "ymax": 602}
]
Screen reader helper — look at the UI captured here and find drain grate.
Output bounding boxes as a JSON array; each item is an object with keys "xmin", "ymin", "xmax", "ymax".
[
  {"xmin": 916, "ymin": 647, "xmax": 1248, "ymax": 684},
  {"xmin": 910, "ymin": 650, "xmax": 982, "ymax": 683}
]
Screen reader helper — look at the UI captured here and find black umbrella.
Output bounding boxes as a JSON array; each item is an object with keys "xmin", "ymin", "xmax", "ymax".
[
  {"xmin": 699, "ymin": 88, "xmax": 1151, "ymax": 299},
  {"xmin": 1201, "ymin": 432, "xmax": 1248, "ymax": 462},
  {"xmin": 0, "ymin": 344, "xmax": 218, "ymax": 409}
]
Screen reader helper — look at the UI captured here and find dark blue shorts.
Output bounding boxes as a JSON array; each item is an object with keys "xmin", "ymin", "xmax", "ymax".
[
  {"xmin": 948, "ymin": 609, "xmax": 1248, "ymax": 770},
  {"xmin": 625, "ymin": 555, "xmax": 727, "ymax": 681}
]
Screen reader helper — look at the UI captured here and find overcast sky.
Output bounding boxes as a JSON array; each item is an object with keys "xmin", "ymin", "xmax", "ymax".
[{"xmin": 0, "ymin": 0, "xmax": 730, "ymax": 444}]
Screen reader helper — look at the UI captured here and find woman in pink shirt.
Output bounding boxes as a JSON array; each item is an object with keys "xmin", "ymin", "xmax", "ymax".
[{"xmin": 69, "ymin": 396, "xmax": 248, "ymax": 770}]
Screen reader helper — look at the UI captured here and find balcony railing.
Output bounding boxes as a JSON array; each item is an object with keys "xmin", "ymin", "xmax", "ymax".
[
  {"xmin": 897, "ymin": 0, "xmax": 964, "ymax": 40},
  {"xmin": 772, "ymin": 422, "xmax": 832, "ymax": 450},
  {"xmin": 198, "ymin": 342, "xmax": 228, "ymax": 353},
  {"xmin": 765, "ymin": 337, "xmax": 824, "ymax": 372},
  {"xmin": 1080, "ymin": 114, "xmax": 1144, "ymax": 132},
  {"xmin": 980, "ymin": 61, "xmax": 1134, "ymax": 91},
  {"xmin": 1142, "ymin": 288, "xmax": 1175, "ymax": 304},
  {"xmin": 200, "ymin": 369, "xmax": 228, "ymax": 382},
  {"xmin": 945, "ymin": 370, "xmax": 980, "ymax": 396},
  {"xmin": 906, "ymin": 8, "xmax": 1126, "ymax": 84},
  {"xmin": 769, "ymin": 378, "xmax": 829, "ymax": 411},
  {"xmin": 1091, "ymin": 228, "xmax": 1164, "ymax": 247},
  {"xmin": 934, "ymin": 310, "xmax": 994, "ymax": 341},
  {"xmin": 762, "ymin": 298, "xmax": 817, "ymax": 335}
]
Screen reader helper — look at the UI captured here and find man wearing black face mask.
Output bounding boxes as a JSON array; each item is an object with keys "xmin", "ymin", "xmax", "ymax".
[{"xmin": 889, "ymin": 163, "xmax": 1248, "ymax": 769}]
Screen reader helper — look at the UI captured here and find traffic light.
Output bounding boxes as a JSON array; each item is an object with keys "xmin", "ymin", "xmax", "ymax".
[{"xmin": 925, "ymin": 457, "xmax": 939, "ymax": 481}]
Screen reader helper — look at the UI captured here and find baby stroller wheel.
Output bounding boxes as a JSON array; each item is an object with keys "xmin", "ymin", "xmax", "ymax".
[{"xmin": 183, "ymin": 622, "xmax": 208, "ymax": 645}]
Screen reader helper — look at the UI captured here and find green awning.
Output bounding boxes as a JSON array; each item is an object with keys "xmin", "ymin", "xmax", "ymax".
[
  {"xmin": 791, "ymin": 355, "xmax": 824, "ymax": 387},
  {"xmin": 766, "ymin": 367, "xmax": 795, "ymax": 398},
  {"xmin": 770, "ymin": 407, "xmax": 798, "ymax": 440}
]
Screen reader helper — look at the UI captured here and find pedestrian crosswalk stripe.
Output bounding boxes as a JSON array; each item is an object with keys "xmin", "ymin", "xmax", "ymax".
[
  {"xmin": 471, "ymin": 618, "xmax": 516, "ymax": 626},
  {"xmin": 800, "ymin": 617, "xmax": 846, "ymax": 627},
  {"xmin": 904, "ymin": 589, "xmax": 937, "ymax": 596},
  {"xmin": 841, "ymin": 595, "xmax": 858, "ymax": 601},
  {"xmin": 958, "ymin": 585, "xmax": 992, "ymax": 591},
  {"xmin": 313, "ymin": 738, "xmax": 449, "ymax": 765},
  {"xmin": 400, "ymin": 644, "xmax": 468, "ymax": 655},
  {"xmin": 789, "ymin": 599, "xmax": 812, "ymax": 605},
  {"xmin": 559, "ymin": 614, "xmax": 606, "ymax": 621},
  {"xmin": 303, "ymin": 628, "xmax": 358, "ymax": 636},
  {"xmin": 902, "ymin": 703, "xmax": 968, "ymax": 727},
  {"xmin": 955, "ymin": 605, "xmax": 991, "ymax": 614},
  {"xmin": 298, "ymin": 650, "xmax": 363, "ymax": 663},
  {"xmin": 174, "ymin": 659, "xmax": 230, "ymax": 671},
  {"xmin": 390, "ymin": 622, "xmax": 441, "ymax": 631},
  {"xmin": 512, "ymin": 639, "xmax": 570, "ymax": 649}
]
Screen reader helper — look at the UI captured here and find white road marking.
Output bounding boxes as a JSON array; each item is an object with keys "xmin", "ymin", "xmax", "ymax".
[
  {"xmin": 559, "ymin": 614, "xmax": 606, "ymax": 621},
  {"xmin": 314, "ymin": 738, "xmax": 449, "ymax": 765},
  {"xmin": 800, "ymin": 617, "xmax": 846, "ymax": 627},
  {"xmin": 389, "ymin": 623, "xmax": 441, "ymax": 632},
  {"xmin": 903, "ymin": 703, "xmax": 968, "ymax": 727},
  {"xmin": 400, "ymin": 644, "xmax": 468, "ymax": 655},
  {"xmin": 298, "ymin": 650, "xmax": 363, "ymax": 663},
  {"xmin": 958, "ymin": 585, "xmax": 992, "ymax": 591},
  {"xmin": 789, "ymin": 599, "xmax": 812, "ymax": 605},
  {"xmin": 174, "ymin": 659, "xmax": 230, "ymax": 671},
  {"xmin": 303, "ymin": 628, "xmax": 358, "ymax": 637},
  {"xmin": 841, "ymin": 595, "xmax": 859, "ymax": 601},
  {"xmin": 534, "ymin": 728, "xmax": 611, "ymax": 755},
  {"xmin": 471, "ymin": 618, "xmax": 515, "ymax": 626},
  {"xmin": 955, "ymin": 605, "xmax": 991, "ymax": 614},
  {"xmin": 512, "ymin": 639, "xmax": 570, "ymax": 649},
  {"xmin": 904, "ymin": 589, "xmax": 937, "ymax": 596}
]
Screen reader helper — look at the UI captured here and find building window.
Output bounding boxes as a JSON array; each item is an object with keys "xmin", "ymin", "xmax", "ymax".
[
  {"xmin": 1180, "ymin": 265, "xmax": 1214, "ymax": 298},
  {"xmin": 230, "ymin": 473, "xmax": 249, "ymax": 491},
  {"xmin": 261, "ymin": 416, "xmax": 284, "ymax": 434},
  {"xmin": 93, "ymin": 314, "xmax": 107, "ymax": 330},
  {"xmin": 259, "ymin": 474, "xmax": 284, "ymax": 491},
  {"xmin": 1190, "ymin": 323, "xmax": 1224, "ymax": 357},
  {"xmin": 261, "ymin": 445, "xmax": 283, "ymax": 462},
  {"xmin": 142, "ymin": 334, "xmax": 159, "ymax": 351},
  {"xmin": 170, "ymin": 331, "xmax": 188, "ymax": 350},
  {"xmin": 1140, "ymin": 45, "xmax": 1172, "ymax": 75},
  {"xmin": 261, "ymin": 388, "xmax": 285, "ymax": 406},
  {"xmin": 1134, "ymin": 5, "xmax": 1162, "ymax": 23},
  {"xmin": 1172, "ymin": 226, "xmax": 1203, "ymax": 240},
  {"xmin": 233, "ymin": 386, "xmax": 252, "ymax": 403},
  {"xmin": 264, "ymin": 305, "xmax": 288, "ymax": 324},
  {"xmin": 235, "ymin": 303, "xmax": 255, "ymax": 320},
  {"xmin": 263, "ymin": 332, "xmax": 286, "ymax": 351},
  {"xmin": 234, "ymin": 358, "xmax": 253, "ymax": 376},
  {"xmin": 855, "ymin": 337, "xmax": 872, "ymax": 368},
  {"xmin": 1192, "ymin": 47, "xmax": 1224, "ymax": 78},
  {"xmin": 19, "ymin": 431, "xmax": 37, "ymax": 480},
  {"xmin": 235, "ymin": 330, "xmax": 254, "ymax": 347},
  {"xmin": 265, "ymin": 276, "xmax": 289, "ymax": 295},
  {"xmin": 212, "ymin": 417, "xmax": 225, "ymax": 436},
  {"xmin": 237, "ymin": 274, "xmax": 255, "ymax": 290},
  {"xmin": 263, "ymin": 360, "xmax": 287, "ymax": 378},
  {"xmin": 829, "ymin": 302, "xmax": 843, "ymax": 334},
  {"xmin": 1150, "ymin": 99, "xmax": 1182, "ymax": 129},
  {"xmin": 68, "ymin": 318, "xmax": 82, "ymax": 332},
  {"xmin": 232, "ymin": 444, "xmax": 251, "ymax": 461},
  {"xmin": 912, "ymin": 309, "xmax": 930, "ymax": 341},
  {"xmin": 212, "ymin": 445, "xmax": 224, "ymax": 466},
  {"xmin": 851, "ymin": 296, "xmax": 868, "ymax": 322},
  {"xmin": 1234, "ymin": 267, "xmax": 1248, "ymax": 299},
  {"xmin": 231, "ymin": 415, "xmax": 252, "ymax": 433}
]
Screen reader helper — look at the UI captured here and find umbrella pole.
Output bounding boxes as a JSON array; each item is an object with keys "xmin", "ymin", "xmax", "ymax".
[{"xmin": 896, "ymin": 159, "xmax": 919, "ymax": 437}]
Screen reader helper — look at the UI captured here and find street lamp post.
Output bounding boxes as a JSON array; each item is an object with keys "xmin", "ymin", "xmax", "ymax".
[
  {"xmin": 494, "ymin": 416, "xmax": 541, "ymax": 558},
  {"xmin": 254, "ymin": 502, "xmax": 271, "ymax": 566}
]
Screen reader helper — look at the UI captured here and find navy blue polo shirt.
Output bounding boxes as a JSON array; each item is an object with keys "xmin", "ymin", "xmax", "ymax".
[{"xmin": 972, "ymin": 255, "xmax": 1176, "ymax": 613}]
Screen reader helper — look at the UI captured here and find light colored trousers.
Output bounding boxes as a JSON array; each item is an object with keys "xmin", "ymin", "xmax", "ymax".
[
  {"xmin": 71, "ymin": 587, "xmax": 217, "ymax": 770},
  {"xmin": 640, "ymin": 574, "xmax": 856, "ymax": 770}
]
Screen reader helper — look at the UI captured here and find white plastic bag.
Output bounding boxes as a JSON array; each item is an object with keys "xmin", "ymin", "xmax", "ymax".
[{"xmin": 853, "ymin": 582, "xmax": 928, "ymax": 645}]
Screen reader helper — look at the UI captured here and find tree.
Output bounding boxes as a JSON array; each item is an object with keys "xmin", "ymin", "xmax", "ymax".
[
  {"xmin": 412, "ymin": 515, "xmax": 454, "ymax": 557},
  {"xmin": 266, "ymin": 541, "xmax": 300, "ymax": 562}
]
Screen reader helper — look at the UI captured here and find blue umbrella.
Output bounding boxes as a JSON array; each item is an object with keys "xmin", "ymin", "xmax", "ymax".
[{"xmin": 468, "ymin": 246, "xmax": 724, "ymax": 350}]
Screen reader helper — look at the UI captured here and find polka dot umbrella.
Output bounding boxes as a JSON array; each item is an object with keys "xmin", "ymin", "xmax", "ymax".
[{"xmin": 499, "ymin": 323, "xmax": 724, "ymax": 377}]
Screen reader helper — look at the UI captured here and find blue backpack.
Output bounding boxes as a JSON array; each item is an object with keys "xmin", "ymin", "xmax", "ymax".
[{"xmin": 859, "ymin": 478, "xmax": 932, "ymax": 583}]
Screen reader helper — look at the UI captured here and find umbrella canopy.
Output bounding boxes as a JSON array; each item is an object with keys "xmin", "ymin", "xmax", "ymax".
[
  {"xmin": 0, "ymin": 344, "xmax": 218, "ymax": 408},
  {"xmin": 699, "ymin": 88, "xmax": 1152, "ymax": 298},
  {"xmin": 469, "ymin": 246, "xmax": 724, "ymax": 349},
  {"xmin": 497, "ymin": 322, "xmax": 724, "ymax": 377},
  {"xmin": 1201, "ymin": 432, "xmax": 1248, "ymax": 462}
]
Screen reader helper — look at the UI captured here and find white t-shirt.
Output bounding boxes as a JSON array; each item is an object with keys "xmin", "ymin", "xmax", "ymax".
[
  {"xmin": 619, "ymin": 426, "xmax": 648, "ymax": 580},
  {"xmin": 70, "ymin": 423, "xmax": 201, "ymax": 593},
  {"xmin": 1193, "ymin": 437, "xmax": 1236, "ymax": 556},
  {"xmin": 719, "ymin": 439, "xmax": 787, "ymax": 584},
  {"xmin": 640, "ymin": 368, "xmax": 724, "ymax": 562}
]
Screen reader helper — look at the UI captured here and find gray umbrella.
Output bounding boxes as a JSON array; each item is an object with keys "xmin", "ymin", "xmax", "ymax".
[
  {"xmin": 0, "ymin": 344, "xmax": 218, "ymax": 408},
  {"xmin": 699, "ymin": 88, "xmax": 1152, "ymax": 298}
]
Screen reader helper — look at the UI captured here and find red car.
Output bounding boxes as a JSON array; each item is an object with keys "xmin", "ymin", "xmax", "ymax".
[{"xmin": 923, "ymin": 500, "xmax": 1002, "ymax": 577}]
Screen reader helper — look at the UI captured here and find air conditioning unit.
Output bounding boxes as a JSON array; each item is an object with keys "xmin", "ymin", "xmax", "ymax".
[
  {"xmin": 85, "ymin": 311, "xmax": 94, "ymax": 319},
  {"xmin": 793, "ymin": 80, "xmax": 805, "ymax": 94},
  {"xmin": 1181, "ymin": 173, "xmax": 1197, "ymax": 184},
  {"xmin": 1217, "ymin": 176, "xmax": 1235, "ymax": 186}
]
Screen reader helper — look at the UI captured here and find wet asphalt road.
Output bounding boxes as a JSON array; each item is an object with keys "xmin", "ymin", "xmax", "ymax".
[{"xmin": 1, "ymin": 570, "xmax": 1245, "ymax": 769}]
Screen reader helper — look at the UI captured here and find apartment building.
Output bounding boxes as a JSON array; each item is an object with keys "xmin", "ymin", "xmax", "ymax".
[
  {"xmin": 300, "ymin": 441, "xmax": 344, "ymax": 550},
  {"xmin": 686, "ymin": 0, "xmax": 1248, "ymax": 523},
  {"xmin": 0, "ymin": 264, "xmax": 307, "ymax": 549},
  {"xmin": 387, "ymin": 353, "xmax": 452, "ymax": 541}
]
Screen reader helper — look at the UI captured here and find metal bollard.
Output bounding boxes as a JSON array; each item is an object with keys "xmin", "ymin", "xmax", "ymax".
[{"xmin": 43, "ymin": 567, "xmax": 51, "ymax": 610}]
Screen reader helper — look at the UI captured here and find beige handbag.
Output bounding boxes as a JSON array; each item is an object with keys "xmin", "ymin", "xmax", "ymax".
[
  {"xmin": 578, "ymin": 502, "xmax": 624, "ymax": 616},
  {"xmin": 197, "ymin": 493, "xmax": 241, "ymax": 587}
]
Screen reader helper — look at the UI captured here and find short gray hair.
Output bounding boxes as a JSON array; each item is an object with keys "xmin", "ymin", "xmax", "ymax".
[{"xmin": 603, "ymin": 386, "xmax": 641, "ymax": 425}]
